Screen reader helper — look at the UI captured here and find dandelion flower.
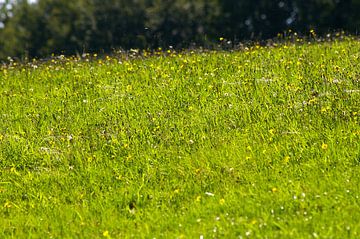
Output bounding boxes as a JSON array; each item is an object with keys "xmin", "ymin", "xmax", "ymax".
[{"xmin": 321, "ymin": 143, "xmax": 328, "ymax": 150}]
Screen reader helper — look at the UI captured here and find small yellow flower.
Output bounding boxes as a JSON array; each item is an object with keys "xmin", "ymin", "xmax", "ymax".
[
  {"xmin": 4, "ymin": 201, "xmax": 12, "ymax": 208},
  {"xmin": 272, "ymin": 187, "xmax": 278, "ymax": 193},
  {"xmin": 308, "ymin": 98, "xmax": 317, "ymax": 104},
  {"xmin": 219, "ymin": 37, "xmax": 224, "ymax": 41},
  {"xmin": 195, "ymin": 195, "xmax": 201, "ymax": 202},
  {"xmin": 102, "ymin": 230, "xmax": 110, "ymax": 237},
  {"xmin": 283, "ymin": 156, "xmax": 290, "ymax": 163},
  {"xmin": 219, "ymin": 198, "xmax": 225, "ymax": 205},
  {"xmin": 321, "ymin": 143, "xmax": 328, "ymax": 150},
  {"xmin": 321, "ymin": 106, "xmax": 331, "ymax": 113}
]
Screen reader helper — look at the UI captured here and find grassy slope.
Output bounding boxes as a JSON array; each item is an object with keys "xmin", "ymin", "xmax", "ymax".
[{"xmin": 0, "ymin": 39, "xmax": 359, "ymax": 238}]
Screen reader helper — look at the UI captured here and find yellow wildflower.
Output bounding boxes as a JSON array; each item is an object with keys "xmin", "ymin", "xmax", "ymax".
[
  {"xmin": 308, "ymin": 98, "xmax": 317, "ymax": 104},
  {"xmin": 102, "ymin": 230, "xmax": 110, "ymax": 238}
]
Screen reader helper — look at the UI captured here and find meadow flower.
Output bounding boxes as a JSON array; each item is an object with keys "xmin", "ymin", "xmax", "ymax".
[
  {"xmin": 269, "ymin": 129, "xmax": 275, "ymax": 135},
  {"xmin": 321, "ymin": 143, "xmax": 328, "ymax": 150},
  {"xmin": 102, "ymin": 230, "xmax": 110, "ymax": 237},
  {"xmin": 205, "ymin": 192, "xmax": 215, "ymax": 197},
  {"xmin": 308, "ymin": 98, "xmax": 317, "ymax": 104},
  {"xmin": 321, "ymin": 106, "xmax": 331, "ymax": 113},
  {"xmin": 344, "ymin": 89, "xmax": 360, "ymax": 94}
]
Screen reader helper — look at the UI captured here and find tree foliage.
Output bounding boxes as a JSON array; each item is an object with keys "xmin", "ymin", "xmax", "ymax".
[{"xmin": 0, "ymin": 0, "xmax": 359, "ymax": 59}]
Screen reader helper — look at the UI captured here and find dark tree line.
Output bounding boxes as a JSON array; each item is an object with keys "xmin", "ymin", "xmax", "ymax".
[{"xmin": 0, "ymin": 0, "xmax": 360, "ymax": 60}]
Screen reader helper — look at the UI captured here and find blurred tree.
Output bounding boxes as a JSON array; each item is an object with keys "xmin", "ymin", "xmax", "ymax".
[
  {"xmin": 292, "ymin": 0, "xmax": 350, "ymax": 33},
  {"xmin": 0, "ymin": 0, "xmax": 33, "ymax": 59},
  {"xmin": 145, "ymin": 0, "xmax": 220, "ymax": 48},
  {"xmin": 28, "ymin": 0, "xmax": 95, "ymax": 56},
  {"xmin": 88, "ymin": 0, "xmax": 148, "ymax": 51},
  {"xmin": 0, "ymin": 0, "xmax": 95, "ymax": 58},
  {"xmin": 0, "ymin": 0, "xmax": 360, "ymax": 60},
  {"xmin": 218, "ymin": 0, "xmax": 296, "ymax": 40}
]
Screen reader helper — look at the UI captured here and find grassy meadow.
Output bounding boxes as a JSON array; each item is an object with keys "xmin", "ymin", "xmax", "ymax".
[{"xmin": 0, "ymin": 38, "xmax": 360, "ymax": 238}]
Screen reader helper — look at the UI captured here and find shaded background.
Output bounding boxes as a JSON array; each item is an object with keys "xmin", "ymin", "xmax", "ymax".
[{"xmin": 0, "ymin": 0, "xmax": 359, "ymax": 60}]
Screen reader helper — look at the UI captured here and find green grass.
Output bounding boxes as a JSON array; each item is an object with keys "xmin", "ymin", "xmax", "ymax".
[{"xmin": 0, "ymin": 38, "xmax": 360, "ymax": 238}]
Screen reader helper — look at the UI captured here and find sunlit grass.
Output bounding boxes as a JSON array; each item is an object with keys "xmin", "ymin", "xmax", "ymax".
[{"xmin": 0, "ymin": 37, "xmax": 359, "ymax": 238}]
